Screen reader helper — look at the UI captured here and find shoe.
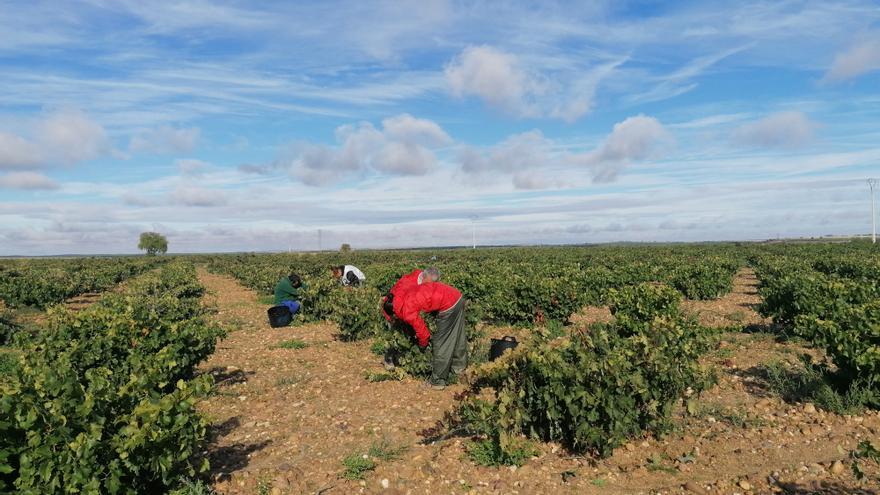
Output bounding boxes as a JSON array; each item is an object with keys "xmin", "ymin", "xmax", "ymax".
[
  {"xmin": 383, "ymin": 360, "xmax": 396, "ymax": 371},
  {"xmin": 425, "ymin": 381, "xmax": 446, "ymax": 390}
]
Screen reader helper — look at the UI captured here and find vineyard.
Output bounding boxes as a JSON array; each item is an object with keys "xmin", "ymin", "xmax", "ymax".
[{"xmin": 1, "ymin": 242, "xmax": 879, "ymax": 494}]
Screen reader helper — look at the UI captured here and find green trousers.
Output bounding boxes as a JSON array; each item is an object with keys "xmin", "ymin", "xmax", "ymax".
[{"xmin": 430, "ymin": 298, "xmax": 468, "ymax": 385}]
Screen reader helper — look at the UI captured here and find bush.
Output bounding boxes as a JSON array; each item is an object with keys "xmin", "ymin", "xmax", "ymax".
[
  {"xmin": 0, "ymin": 262, "xmax": 223, "ymax": 493},
  {"xmin": 329, "ymin": 286, "xmax": 385, "ymax": 341},
  {"xmin": 455, "ymin": 284, "xmax": 713, "ymax": 458},
  {"xmin": 671, "ymin": 259, "xmax": 736, "ymax": 300}
]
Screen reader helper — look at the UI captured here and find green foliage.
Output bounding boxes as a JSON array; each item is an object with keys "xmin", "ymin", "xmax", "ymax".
[
  {"xmin": 670, "ymin": 258, "xmax": 737, "ymax": 300},
  {"xmin": 367, "ymin": 439, "xmax": 407, "ymax": 461},
  {"xmin": 466, "ymin": 438, "xmax": 537, "ymax": 467},
  {"xmin": 0, "ymin": 261, "xmax": 223, "ymax": 493},
  {"xmin": 456, "ymin": 284, "xmax": 713, "ymax": 459},
  {"xmin": 761, "ymin": 359, "xmax": 876, "ymax": 414},
  {"xmin": 341, "ymin": 454, "xmax": 376, "ymax": 480},
  {"xmin": 0, "ymin": 307, "xmax": 17, "ymax": 346},
  {"xmin": 755, "ymin": 246, "xmax": 880, "ymax": 404},
  {"xmin": 0, "ymin": 257, "xmax": 164, "ymax": 309},
  {"xmin": 607, "ymin": 283, "xmax": 681, "ymax": 335},
  {"xmin": 328, "ymin": 286, "xmax": 385, "ymax": 341},
  {"xmin": 138, "ymin": 232, "xmax": 168, "ymax": 256}
]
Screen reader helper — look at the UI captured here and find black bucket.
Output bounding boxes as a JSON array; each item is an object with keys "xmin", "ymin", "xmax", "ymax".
[
  {"xmin": 489, "ymin": 336, "xmax": 518, "ymax": 361},
  {"xmin": 267, "ymin": 305, "xmax": 292, "ymax": 328}
]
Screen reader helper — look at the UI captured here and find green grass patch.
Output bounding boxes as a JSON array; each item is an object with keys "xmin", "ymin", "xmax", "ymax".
[
  {"xmin": 761, "ymin": 359, "xmax": 875, "ymax": 415},
  {"xmin": 272, "ymin": 339, "xmax": 307, "ymax": 350},
  {"xmin": 340, "ymin": 439, "xmax": 407, "ymax": 480},
  {"xmin": 257, "ymin": 294, "xmax": 275, "ymax": 305},
  {"xmin": 341, "ymin": 453, "xmax": 376, "ymax": 480},
  {"xmin": 364, "ymin": 370, "xmax": 401, "ymax": 383},
  {"xmin": 466, "ymin": 437, "xmax": 537, "ymax": 467}
]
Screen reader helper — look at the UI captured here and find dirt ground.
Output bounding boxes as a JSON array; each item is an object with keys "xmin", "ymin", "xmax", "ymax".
[{"xmin": 197, "ymin": 269, "xmax": 880, "ymax": 495}]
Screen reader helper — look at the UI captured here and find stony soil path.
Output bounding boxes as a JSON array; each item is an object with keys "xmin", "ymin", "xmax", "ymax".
[{"xmin": 198, "ymin": 268, "xmax": 879, "ymax": 495}]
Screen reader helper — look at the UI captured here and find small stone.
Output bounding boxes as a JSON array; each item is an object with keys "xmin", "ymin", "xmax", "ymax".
[
  {"xmin": 238, "ymin": 395, "xmax": 247, "ymax": 401},
  {"xmin": 508, "ymin": 465, "xmax": 518, "ymax": 473},
  {"xmin": 830, "ymin": 460, "xmax": 845, "ymax": 475},
  {"xmin": 803, "ymin": 403, "xmax": 817, "ymax": 414},
  {"xmin": 684, "ymin": 481, "xmax": 705, "ymax": 493},
  {"xmin": 381, "ymin": 478, "xmax": 390, "ymax": 489},
  {"xmin": 738, "ymin": 479, "xmax": 752, "ymax": 490},
  {"xmin": 269, "ymin": 488, "xmax": 281, "ymax": 495}
]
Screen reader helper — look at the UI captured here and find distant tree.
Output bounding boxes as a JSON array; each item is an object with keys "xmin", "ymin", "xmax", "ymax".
[
  {"xmin": 340, "ymin": 243, "xmax": 352, "ymax": 253},
  {"xmin": 138, "ymin": 232, "xmax": 168, "ymax": 255}
]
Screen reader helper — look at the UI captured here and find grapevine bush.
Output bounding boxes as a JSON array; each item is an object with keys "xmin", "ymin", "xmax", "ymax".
[
  {"xmin": 456, "ymin": 283, "xmax": 714, "ymax": 458},
  {"xmin": 0, "ymin": 261, "xmax": 224, "ymax": 493}
]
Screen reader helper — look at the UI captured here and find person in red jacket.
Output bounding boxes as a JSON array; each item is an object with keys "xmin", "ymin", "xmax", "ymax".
[
  {"xmin": 382, "ymin": 267, "xmax": 439, "ymax": 321},
  {"xmin": 391, "ymin": 280, "xmax": 468, "ymax": 389}
]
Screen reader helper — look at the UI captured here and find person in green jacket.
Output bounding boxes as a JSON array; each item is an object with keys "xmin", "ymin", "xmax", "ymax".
[{"xmin": 274, "ymin": 273, "xmax": 307, "ymax": 315}]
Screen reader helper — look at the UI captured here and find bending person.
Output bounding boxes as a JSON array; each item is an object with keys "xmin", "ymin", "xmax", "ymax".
[
  {"xmin": 332, "ymin": 264, "xmax": 366, "ymax": 287},
  {"xmin": 274, "ymin": 272, "xmax": 307, "ymax": 315},
  {"xmin": 392, "ymin": 281, "xmax": 467, "ymax": 390}
]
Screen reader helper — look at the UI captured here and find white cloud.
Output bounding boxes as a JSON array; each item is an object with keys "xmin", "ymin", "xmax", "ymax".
[
  {"xmin": 0, "ymin": 171, "xmax": 59, "ymax": 190},
  {"xmin": 37, "ymin": 108, "xmax": 112, "ymax": 164},
  {"xmin": 130, "ymin": 125, "xmax": 200, "ymax": 154},
  {"xmin": 456, "ymin": 116, "xmax": 671, "ymax": 188},
  {"xmin": 823, "ymin": 34, "xmax": 880, "ymax": 83},
  {"xmin": 176, "ymin": 158, "xmax": 209, "ymax": 176},
  {"xmin": 732, "ymin": 111, "xmax": 818, "ymax": 149},
  {"xmin": 570, "ymin": 115, "xmax": 673, "ymax": 182},
  {"xmin": 445, "ymin": 45, "xmax": 617, "ymax": 122},
  {"xmin": 289, "ymin": 114, "xmax": 450, "ymax": 186},
  {"xmin": 446, "ymin": 46, "xmax": 536, "ymax": 115},
  {"xmin": 458, "ymin": 130, "xmax": 552, "ymax": 175},
  {"xmin": 0, "ymin": 132, "xmax": 43, "ymax": 169},
  {"xmin": 0, "ymin": 109, "xmax": 112, "ymax": 168}
]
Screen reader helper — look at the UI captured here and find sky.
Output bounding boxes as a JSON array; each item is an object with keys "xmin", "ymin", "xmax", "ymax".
[{"xmin": 1, "ymin": 1, "xmax": 880, "ymax": 255}]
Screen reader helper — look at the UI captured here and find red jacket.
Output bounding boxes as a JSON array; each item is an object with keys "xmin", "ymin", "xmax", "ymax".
[
  {"xmin": 382, "ymin": 269, "xmax": 423, "ymax": 322},
  {"xmin": 393, "ymin": 282, "xmax": 462, "ymax": 347},
  {"xmin": 391, "ymin": 269, "xmax": 422, "ymax": 297}
]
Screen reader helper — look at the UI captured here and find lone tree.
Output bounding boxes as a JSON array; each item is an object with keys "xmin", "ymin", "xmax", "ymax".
[
  {"xmin": 138, "ymin": 232, "xmax": 168, "ymax": 255},
  {"xmin": 340, "ymin": 243, "xmax": 352, "ymax": 253}
]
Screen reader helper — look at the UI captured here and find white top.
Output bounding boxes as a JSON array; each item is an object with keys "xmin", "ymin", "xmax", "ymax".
[{"xmin": 341, "ymin": 265, "xmax": 366, "ymax": 285}]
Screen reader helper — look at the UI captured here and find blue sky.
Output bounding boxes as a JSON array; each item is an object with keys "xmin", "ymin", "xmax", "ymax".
[{"xmin": 1, "ymin": 1, "xmax": 879, "ymax": 254}]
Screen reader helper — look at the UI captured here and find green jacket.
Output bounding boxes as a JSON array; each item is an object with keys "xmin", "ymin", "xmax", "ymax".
[{"xmin": 274, "ymin": 277, "xmax": 308, "ymax": 305}]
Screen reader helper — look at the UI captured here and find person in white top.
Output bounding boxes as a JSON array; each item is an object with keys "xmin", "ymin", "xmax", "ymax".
[{"xmin": 332, "ymin": 265, "xmax": 366, "ymax": 287}]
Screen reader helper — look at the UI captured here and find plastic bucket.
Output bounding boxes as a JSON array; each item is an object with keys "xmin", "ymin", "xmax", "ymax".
[
  {"xmin": 267, "ymin": 305, "xmax": 292, "ymax": 328},
  {"xmin": 489, "ymin": 336, "xmax": 518, "ymax": 361}
]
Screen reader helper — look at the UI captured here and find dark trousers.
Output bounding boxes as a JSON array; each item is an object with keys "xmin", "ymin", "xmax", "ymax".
[{"xmin": 430, "ymin": 298, "xmax": 468, "ymax": 385}]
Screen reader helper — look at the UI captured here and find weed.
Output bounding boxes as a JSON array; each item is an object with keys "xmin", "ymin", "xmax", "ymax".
[
  {"xmin": 256, "ymin": 478, "xmax": 271, "ymax": 495},
  {"xmin": 713, "ymin": 347, "xmax": 735, "ymax": 359},
  {"xmin": 761, "ymin": 360, "xmax": 874, "ymax": 415},
  {"xmin": 364, "ymin": 370, "xmax": 401, "ymax": 383},
  {"xmin": 272, "ymin": 339, "xmax": 307, "ymax": 350},
  {"xmin": 851, "ymin": 440, "xmax": 880, "ymax": 481},
  {"xmin": 646, "ymin": 453, "xmax": 676, "ymax": 474},
  {"xmin": 257, "ymin": 294, "xmax": 275, "ymax": 305},
  {"xmin": 591, "ymin": 478, "xmax": 607, "ymax": 486},
  {"xmin": 466, "ymin": 437, "xmax": 537, "ymax": 467},
  {"xmin": 341, "ymin": 453, "xmax": 376, "ymax": 480},
  {"xmin": 689, "ymin": 402, "xmax": 764, "ymax": 428},
  {"xmin": 727, "ymin": 310, "xmax": 747, "ymax": 323},
  {"xmin": 367, "ymin": 439, "xmax": 408, "ymax": 461},
  {"xmin": 170, "ymin": 478, "xmax": 217, "ymax": 495}
]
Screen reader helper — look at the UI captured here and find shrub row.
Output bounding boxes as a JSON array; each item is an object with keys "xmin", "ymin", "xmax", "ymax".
[
  {"xmin": 0, "ymin": 261, "xmax": 224, "ymax": 494},
  {"xmin": 454, "ymin": 283, "xmax": 714, "ymax": 458}
]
